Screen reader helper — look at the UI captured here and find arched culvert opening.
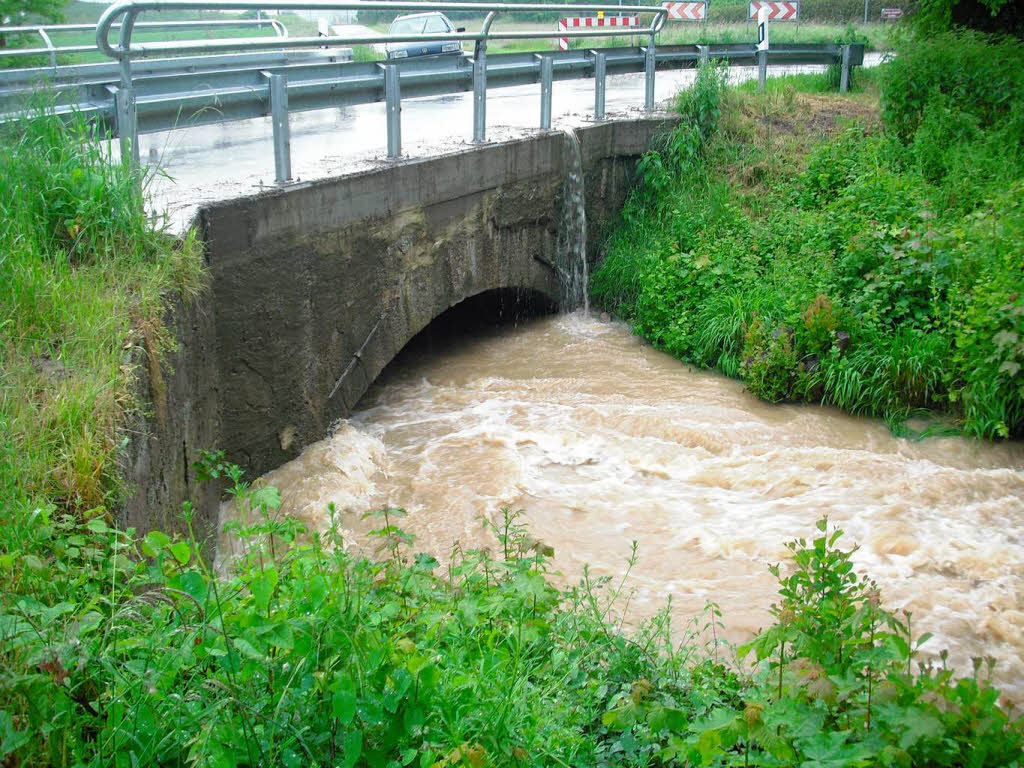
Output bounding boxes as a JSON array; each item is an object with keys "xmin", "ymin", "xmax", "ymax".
[{"xmin": 360, "ymin": 288, "xmax": 557, "ymax": 403}]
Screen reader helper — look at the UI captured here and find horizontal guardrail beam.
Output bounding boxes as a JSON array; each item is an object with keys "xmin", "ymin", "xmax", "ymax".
[
  {"xmin": 0, "ymin": 49, "xmax": 351, "ymax": 91},
  {"xmin": 0, "ymin": 43, "xmax": 859, "ymax": 134}
]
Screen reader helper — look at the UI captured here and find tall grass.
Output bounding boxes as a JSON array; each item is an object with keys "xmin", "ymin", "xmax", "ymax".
[
  {"xmin": 592, "ymin": 34, "xmax": 1024, "ymax": 438},
  {"xmin": 0, "ymin": 106, "xmax": 203, "ymax": 528}
]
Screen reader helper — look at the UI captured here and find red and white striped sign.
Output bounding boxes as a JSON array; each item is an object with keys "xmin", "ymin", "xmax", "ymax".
[
  {"xmin": 748, "ymin": 1, "xmax": 800, "ymax": 21},
  {"xmin": 557, "ymin": 15, "xmax": 640, "ymax": 51},
  {"xmin": 663, "ymin": 2, "xmax": 707, "ymax": 21}
]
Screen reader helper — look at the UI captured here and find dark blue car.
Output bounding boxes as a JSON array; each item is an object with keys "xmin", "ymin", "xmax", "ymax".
[{"xmin": 386, "ymin": 12, "xmax": 465, "ymax": 59}]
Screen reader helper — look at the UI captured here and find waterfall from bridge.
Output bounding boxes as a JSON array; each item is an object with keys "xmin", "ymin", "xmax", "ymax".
[{"xmin": 560, "ymin": 130, "xmax": 589, "ymax": 312}]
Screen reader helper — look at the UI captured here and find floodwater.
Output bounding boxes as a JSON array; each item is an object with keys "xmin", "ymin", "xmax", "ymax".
[{"xmin": 227, "ymin": 309, "xmax": 1024, "ymax": 702}]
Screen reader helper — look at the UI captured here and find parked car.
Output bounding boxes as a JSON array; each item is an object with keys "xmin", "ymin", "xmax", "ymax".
[{"xmin": 386, "ymin": 12, "xmax": 465, "ymax": 59}]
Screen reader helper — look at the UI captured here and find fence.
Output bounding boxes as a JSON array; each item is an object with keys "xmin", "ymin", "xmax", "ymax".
[{"xmin": 557, "ymin": 15, "xmax": 640, "ymax": 51}]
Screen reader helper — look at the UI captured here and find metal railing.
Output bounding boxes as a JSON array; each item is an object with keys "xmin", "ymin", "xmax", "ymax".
[
  {"xmin": 0, "ymin": 3, "xmax": 862, "ymax": 186},
  {"xmin": 96, "ymin": 1, "xmax": 671, "ymax": 170},
  {"xmin": 0, "ymin": 18, "xmax": 287, "ymax": 67}
]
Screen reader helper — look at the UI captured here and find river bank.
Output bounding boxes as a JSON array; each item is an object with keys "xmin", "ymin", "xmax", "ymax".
[{"xmin": 592, "ymin": 32, "xmax": 1024, "ymax": 439}]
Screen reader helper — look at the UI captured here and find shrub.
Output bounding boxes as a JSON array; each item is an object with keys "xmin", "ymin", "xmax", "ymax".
[
  {"xmin": 592, "ymin": 34, "xmax": 1024, "ymax": 437},
  {"xmin": 3, "ymin": 457, "xmax": 1020, "ymax": 766}
]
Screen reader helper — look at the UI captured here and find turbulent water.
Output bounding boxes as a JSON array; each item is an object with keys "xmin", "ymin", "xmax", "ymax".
[{"xmin": 227, "ymin": 311, "xmax": 1024, "ymax": 702}]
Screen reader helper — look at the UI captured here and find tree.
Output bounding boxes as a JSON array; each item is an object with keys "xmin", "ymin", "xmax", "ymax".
[
  {"xmin": 0, "ymin": 0, "xmax": 65, "ymax": 25},
  {"xmin": 914, "ymin": 0, "xmax": 1024, "ymax": 35}
]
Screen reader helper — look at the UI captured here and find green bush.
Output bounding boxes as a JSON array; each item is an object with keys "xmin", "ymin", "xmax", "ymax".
[
  {"xmin": 2, "ymin": 456, "xmax": 1020, "ymax": 766},
  {"xmin": 593, "ymin": 32, "xmax": 1024, "ymax": 437},
  {"xmin": 881, "ymin": 30, "xmax": 1024, "ymax": 141}
]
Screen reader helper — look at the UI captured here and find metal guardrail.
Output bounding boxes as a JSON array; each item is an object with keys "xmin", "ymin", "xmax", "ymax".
[
  {"xmin": 0, "ymin": 2, "xmax": 862, "ymax": 186},
  {"xmin": 95, "ymin": 1, "xmax": 671, "ymax": 172},
  {"xmin": 0, "ymin": 18, "xmax": 288, "ymax": 67}
]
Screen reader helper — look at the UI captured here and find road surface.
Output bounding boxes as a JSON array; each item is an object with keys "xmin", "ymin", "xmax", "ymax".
[{"xmin": 140, "ymin": 52, "xmax": 884, "ymax": 229}]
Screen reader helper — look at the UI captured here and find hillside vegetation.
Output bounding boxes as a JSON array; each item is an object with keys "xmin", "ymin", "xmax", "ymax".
[{"xmin": 592, "ymin": 31, "xmax": 1024, "ymax": 438}]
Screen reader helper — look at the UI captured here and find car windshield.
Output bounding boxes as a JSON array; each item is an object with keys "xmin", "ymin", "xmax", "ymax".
[
  {"xmin": 389, "ymin": 16, "xmax": 429, "ymax": 35},
  {"xmin": 423, "ymin": 15, "xmax": 450, "ymax": 33}
]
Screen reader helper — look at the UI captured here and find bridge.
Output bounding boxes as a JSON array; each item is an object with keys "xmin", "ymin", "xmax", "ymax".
[
  {"xmin": 0, "ymin": 2, "xmax": 864, "ymax": 536},
  {"xmin": 119, "ymin": 119, "xmax": 674, "ymax": 536}
]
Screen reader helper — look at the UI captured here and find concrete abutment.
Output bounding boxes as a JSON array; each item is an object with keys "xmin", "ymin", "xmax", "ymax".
[{"xmin": 119, "ymin": 115, "xmax": 679, "ymax": 546}]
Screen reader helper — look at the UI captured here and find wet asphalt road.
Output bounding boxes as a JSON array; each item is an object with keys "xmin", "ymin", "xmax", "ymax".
[{"xmin": 141, "ymin": 52, "xmax": 884, "ymax": 229}]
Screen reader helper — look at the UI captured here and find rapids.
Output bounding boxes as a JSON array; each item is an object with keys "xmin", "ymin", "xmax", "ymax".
[{"xmin": 225, "ymin": 309, "xmax": 1024, "ymax": 702}]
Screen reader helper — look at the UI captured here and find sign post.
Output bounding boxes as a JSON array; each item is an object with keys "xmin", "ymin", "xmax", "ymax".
[{"xmin": 756, "ymin": 5, "xmax": 768, "ymax": 91}]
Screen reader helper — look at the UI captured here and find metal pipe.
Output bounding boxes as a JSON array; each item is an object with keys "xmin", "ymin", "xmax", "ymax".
[
  {"xmin": 33, "ymin": 28, "xmax": 57, "ymax": 67},
  {"xmin": 267, "ymin": 71, "xmax": 291, "ymax": 182},
  {"xmin": 118, "ymin": 11, "xmax": 139, "ymax": 168},
  {"xmin": 593, "ymin": 50, "xmax": 605, "ymax": 121},
  {"xmin": 0, "ymin": 18, "xmax": 289, "ymax": 61},
  {"xmin": 102, "ymin": 27, "xmax": 668, "ymax": 59},
  {"xmin": 539, "ymin": 54, "xmax": 552, "ymax": 130},
  {"xmin": 0, "ymin": 18, "xmax": 289, "ymax": 34},
  {"xmin": 384, "ymin": 63, "xmax": 401, "ymax": 158},
  {"xmin": 97, "ymin": 2, "xmax": 668, "ymax": 61}
]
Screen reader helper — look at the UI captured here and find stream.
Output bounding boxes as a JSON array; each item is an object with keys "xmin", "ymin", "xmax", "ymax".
[{"xmin": 223, "ymin": 307, "xmax": 1024, "ymax": 703}]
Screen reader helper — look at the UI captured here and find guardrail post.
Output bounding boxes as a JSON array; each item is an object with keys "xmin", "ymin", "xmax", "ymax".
[
  {"xmin": 644, "ymin": 33, "xmax": 656, "ymax": 110},
  {"xmin": 539, "ymin": 55, "xmax": 553, "ymax": 130},
  {"xmin": 385, "ymin": 63, "xmax": 401, "ymax": 158},
  {"xmin": 266, "ymin": 72, "xmax": 291, "ymax": 184},
  {"xmin": 757, "ymin": 49, "xmax": 767, "ymax": 92},
  {"xmin": 114, "ymin": 83, "xmax": 139, "ymax": 169},
  {"xmin": 114, "ymin": 13, "xmax": 140, "ymax": 170},
  {"xmin": 697, "ymin": 44, "xmax": 709, "ymax": 68},
  {"xmin": 37, "ymin": 28, "xmax": 57, "ymax": 68},
  {"xmin": 594, "ymin": 51, "xmax": 606, "ymax": 121},
  {"xmin": 839, "ymin": 44, "xmax": 851, "ymax": 93},
  {"xmin": 473, "ymin": 39, "xmax": 487, "ymax": 143}
]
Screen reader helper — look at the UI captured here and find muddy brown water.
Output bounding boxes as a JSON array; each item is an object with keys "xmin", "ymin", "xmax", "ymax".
[{"xmin": 223, "ymin": 311, "xmax": 1024, "ymax": 702}]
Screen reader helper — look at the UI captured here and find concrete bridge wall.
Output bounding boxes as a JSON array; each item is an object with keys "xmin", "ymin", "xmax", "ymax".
[{"xmin": 118, "ymin": 116, "xmax": 679, "ymax": 546}]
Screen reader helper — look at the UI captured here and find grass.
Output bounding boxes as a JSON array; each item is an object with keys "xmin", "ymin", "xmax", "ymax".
[
  {"xmin": 591, "ymin": 32, "xmax": 1024, "ymax": 438},
  {"xmin": 0, "ymin": 106, "xmax": 204, "ymax": 550}
]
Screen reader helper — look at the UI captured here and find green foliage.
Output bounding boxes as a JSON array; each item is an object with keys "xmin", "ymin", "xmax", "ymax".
[
  {"xmin": 5, "ymin": 448, "xmax": 1020, "ymax": 767},
  {"xmin": 592, "ymin": 33, "xmax": 1024, "ymax": 437},
  {"xmin": 880, "ymin": 30, "xmax": 1024, "ymax": 142},
  {"xmin": 725, "ymin": 520, "xmax": 1024, "ymax": 768},
  {"xmin": 0, "ymin": 104, "xmax": 203, "ymax": 526},
  {"xmin": 0, "ymin": 462, "xmax": 737, "ymax": 766},
  {"xmin": 0, "ymin": 0, "xmax": 63, "ymax": 24}
]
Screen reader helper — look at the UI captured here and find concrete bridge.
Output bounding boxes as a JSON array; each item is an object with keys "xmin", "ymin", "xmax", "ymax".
[{"xmin": 121, "ymin": 116, "xmax": 675, "ymax": 541}]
